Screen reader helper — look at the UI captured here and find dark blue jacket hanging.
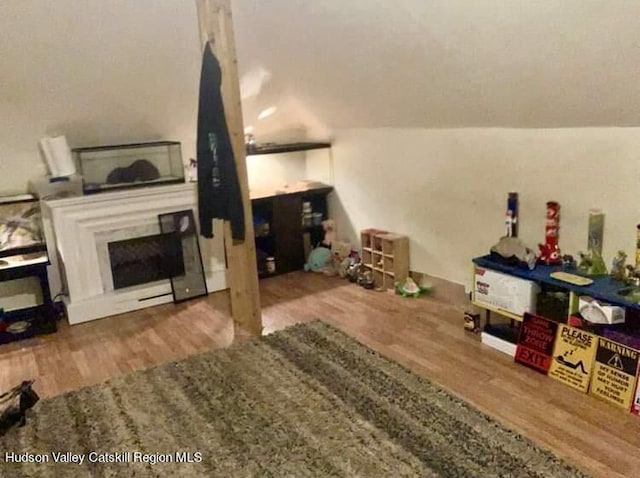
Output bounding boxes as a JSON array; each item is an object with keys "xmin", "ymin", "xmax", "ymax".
[{"xmin": 196, "ymin": 43, "xmax": 245, "ymax": 242}]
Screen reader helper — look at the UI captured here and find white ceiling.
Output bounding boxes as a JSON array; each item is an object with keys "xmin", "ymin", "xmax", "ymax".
[{"xmin": 232, "ymin": 0, "xmax": 640, "ymax": 136}]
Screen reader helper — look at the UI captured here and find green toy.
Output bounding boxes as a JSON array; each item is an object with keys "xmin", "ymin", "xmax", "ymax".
[
  {"xmin": 394, "ymin": 277, "xmax": 432, "ymax": 297},
  {"xmin": 304, "ymin": 247, "xmax": 332, "ymax": 272}
]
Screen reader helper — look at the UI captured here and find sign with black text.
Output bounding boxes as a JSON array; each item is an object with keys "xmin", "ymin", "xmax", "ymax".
[
  {"xmin": 548, "ymin": 325, "xmax": 597, "ymax": 392},
  {"xmin": 515, "ymin": 313, "xmax": 558, "ymax": 374},
  {"xmin": 590, "ymin": 338, "xmax": 640, "ymax": 410}
]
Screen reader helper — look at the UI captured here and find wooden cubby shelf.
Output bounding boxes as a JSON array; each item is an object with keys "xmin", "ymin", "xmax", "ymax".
[{"xmin": 360, "ymin": 229, "xmax": 409, "ymax": 289}]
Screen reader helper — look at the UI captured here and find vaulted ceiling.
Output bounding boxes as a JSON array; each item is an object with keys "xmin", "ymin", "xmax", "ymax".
[{"xmin": 232, "ymin": 0, "xmax": 640, "ymax": 138}]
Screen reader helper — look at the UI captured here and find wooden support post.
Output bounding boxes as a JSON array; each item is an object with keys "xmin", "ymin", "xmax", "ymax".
[{"xmin": 196, "ymin": 0, "xmax": 262, "ymax": 337}]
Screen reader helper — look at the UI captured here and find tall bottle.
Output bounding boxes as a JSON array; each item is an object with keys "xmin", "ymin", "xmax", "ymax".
[{"xmin": 505, "ymin": 192, "xmax": 518, "ymax": 237}]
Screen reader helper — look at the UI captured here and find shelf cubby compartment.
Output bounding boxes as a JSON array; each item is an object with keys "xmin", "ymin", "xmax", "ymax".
[
  {"xmin": 362, "ymin": 249, "xmax": 373, "ymax": 266},
  {"xmin": 360, "ymin": 231, "xmax": 372, "ymax": 249},
  {"xmin": 382, "ymin": 236, "xmax": 398, "ymax": 256},
  {"xmin": 373, "ymin": 236, "xmax": 383, "ymax": 252},
  {"xmin": 372, "ymin": 251, "xmax": 384, "ymax": 269},
  {"xmin": 374, "ymin": 269, "xmax": 384, "ymax": 288}
]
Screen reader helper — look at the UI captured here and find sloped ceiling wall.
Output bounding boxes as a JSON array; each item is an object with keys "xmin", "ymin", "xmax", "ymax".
[{"xmin": 233, "ymin": 0, "xmax": 640, "ymax": 136}]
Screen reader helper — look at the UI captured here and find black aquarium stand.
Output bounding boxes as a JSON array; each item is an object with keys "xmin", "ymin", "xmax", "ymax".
[{"xmin": 0, "ymin": 259, "xmax": 57, "ymax": 346}]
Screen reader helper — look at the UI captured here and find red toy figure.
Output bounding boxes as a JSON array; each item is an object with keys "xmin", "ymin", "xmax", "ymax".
[{"xmin": 539, "ymin": 201, "xmax": 562, "ymax": 265}]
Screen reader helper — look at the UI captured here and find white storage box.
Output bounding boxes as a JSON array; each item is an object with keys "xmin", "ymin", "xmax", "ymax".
[
  {"xmin": 578, "ymin": 296, "xmax": 625, "ymax": 325},
  {"xmin": 473, "ymin": 266, "xmax": 538, "ymax": 316}
]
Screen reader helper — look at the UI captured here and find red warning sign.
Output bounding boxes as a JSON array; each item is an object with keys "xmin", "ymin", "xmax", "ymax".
[{"xmin": 515, "ymin": 313, "xmax": 559, "ymax": 374}]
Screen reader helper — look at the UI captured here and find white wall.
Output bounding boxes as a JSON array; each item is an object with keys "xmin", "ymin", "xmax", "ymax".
[
  {"xmin": 330, "ymin": 128, "xmax": 640, "ymax": 286},
  {"xmin": 305, "ymin": 148, "xmax": 333, "ymax": 186},
  {"xmin": 246, "ymin": 149, "xmax": 333, "ymax": 194},
  {"xmin": 246, "ymin": 152, "xmax": 306, "ymax": 193},
  {"xmin": 0, "ymin": 0, "xmax": 202, "ymax": 195}
]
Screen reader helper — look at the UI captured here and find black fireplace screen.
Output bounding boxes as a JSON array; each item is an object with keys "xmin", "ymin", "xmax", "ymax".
[{"xmin": 108, "ymin": 233, "xmax": 184, "ymax": 290}]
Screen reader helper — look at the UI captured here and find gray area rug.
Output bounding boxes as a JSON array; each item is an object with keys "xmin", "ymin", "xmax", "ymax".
[{"xmin": 1, "ymin": 320, "xmax": 586, "ymax": 477}]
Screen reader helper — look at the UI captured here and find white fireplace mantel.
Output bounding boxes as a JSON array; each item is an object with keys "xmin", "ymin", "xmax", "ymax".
[{"xmin": 42, "ymin": 183, "xmax": 227, "ymax": 324}]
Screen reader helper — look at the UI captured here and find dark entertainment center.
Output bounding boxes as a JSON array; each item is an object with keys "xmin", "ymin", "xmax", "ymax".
[{"xmin": 251, "ymin": 182, "xmax": 332, "ymax": 278}]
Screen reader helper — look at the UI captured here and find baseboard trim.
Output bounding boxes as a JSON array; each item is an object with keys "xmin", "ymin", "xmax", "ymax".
[{"xmin": 481, "ymin": 331, "xmax": 517, "ymax": 357}]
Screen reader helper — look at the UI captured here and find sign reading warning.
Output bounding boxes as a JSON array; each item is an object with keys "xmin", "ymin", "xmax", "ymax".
[
  {"xmin": 548, "ymin": 325, "xmax": 597, "ymax": 392},
  {"xmin": 515, "ymin": 313, "xmax": 558, "ymax": 373},
  {"xmin": 590, "ymin": 337, "xmax": 640, "ymax": 410}
]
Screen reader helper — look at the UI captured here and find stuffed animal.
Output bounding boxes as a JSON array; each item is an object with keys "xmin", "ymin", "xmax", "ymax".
[
  {"xmin": 331, "ymin": 240, "xmax": 351, "ymax": 259},
  {"xmin": 304, "ymin": 247, "xmax": 332, "ymax": 272},
  {"xmin": 321, "ymin": 219, "xmax": 335, "ymax": 247}
]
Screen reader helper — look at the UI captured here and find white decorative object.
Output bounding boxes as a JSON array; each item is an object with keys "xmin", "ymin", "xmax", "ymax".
[
  {"xmin": 39, "ymin": 135, "xmax": 76, "ymax": 177},
  {"xmin": 184, "ymin": 157, "xmax": 198, "ymax": 182},
  {"xmin": 41, "ymin": 183, "xmax": 226, "ymax": 324},
  {"xmin": 578, "ymin": 296, "xmax": 625, "ymax": 325}
]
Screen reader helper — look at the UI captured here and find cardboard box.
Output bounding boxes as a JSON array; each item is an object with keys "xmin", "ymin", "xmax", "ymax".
[{"xmin": 474, "ymin": 267, "xmax": 538, "ymax": 316}]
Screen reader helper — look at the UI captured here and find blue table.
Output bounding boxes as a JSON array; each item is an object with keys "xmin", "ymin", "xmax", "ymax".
[{"xmin": 473, "ymin": 255, "xmax": 638, "ymax": 311}]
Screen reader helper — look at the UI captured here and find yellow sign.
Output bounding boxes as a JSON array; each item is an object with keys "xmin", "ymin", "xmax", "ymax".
[
  {"xmin": 548, "ymin": 325, "xmax": 597, "ymax": 392},
  {"xmin": 589, "ymin": 338, "xmax": 640, "ymax": 410}
]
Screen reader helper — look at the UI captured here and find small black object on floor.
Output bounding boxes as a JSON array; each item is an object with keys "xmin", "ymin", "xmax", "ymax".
[{"xmin": 0, "ymin": 381, "xmax": 39, "ymax": 436}]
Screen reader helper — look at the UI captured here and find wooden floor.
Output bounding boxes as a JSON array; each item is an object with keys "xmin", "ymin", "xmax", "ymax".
[{"xmin": 1, "ymin": 271, "xmax": 640, "ymax": 477}]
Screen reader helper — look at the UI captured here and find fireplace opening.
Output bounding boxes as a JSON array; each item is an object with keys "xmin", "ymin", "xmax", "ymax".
[{"xmin": 108, "ymin": 233, "xmax": 184, "ymax": 290}]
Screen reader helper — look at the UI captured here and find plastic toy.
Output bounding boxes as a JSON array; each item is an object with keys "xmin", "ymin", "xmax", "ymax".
[
  {"xmin": 347, "ymin": 262, "xmax": 362, "ymax": 282},
  {"xmin": 562, "ymin": 254, "xmax": 576, "ymax": 270},
  {"xmin": 357, "ymin": 270, "xmax": 375, "ymax": 289},
  {"xmin": 611, "ymin": 251, "xmax": 627, "ymax": 281},
  {"xmin": 394, "ymin": 277, "xmax": 431, "ymax": 297}
]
